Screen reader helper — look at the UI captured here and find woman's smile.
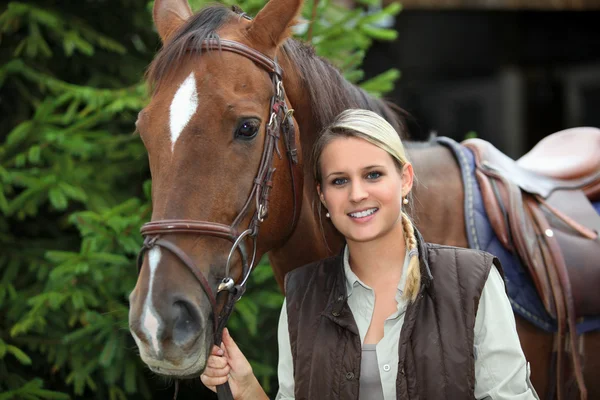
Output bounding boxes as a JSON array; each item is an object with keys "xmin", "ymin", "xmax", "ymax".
[{"xmin": 347, "ymin": 207, "xmax": 379, "ymax": 223}]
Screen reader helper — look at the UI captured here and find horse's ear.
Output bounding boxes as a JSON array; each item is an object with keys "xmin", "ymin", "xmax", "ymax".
[
  {"xmin": 247, "ymin": 0, "xmax": 302, "ymax": 49},
  {"xmin": 153, "ymin": 0, "xmax": 193, "ymax": 43}
]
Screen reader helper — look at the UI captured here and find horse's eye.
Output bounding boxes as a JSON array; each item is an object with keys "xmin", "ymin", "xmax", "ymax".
[{"xmin": 235, "ymin": 119, "xmax": 260, "ymax": 140}]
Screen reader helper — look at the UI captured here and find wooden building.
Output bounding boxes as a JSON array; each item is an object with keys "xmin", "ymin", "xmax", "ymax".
[
  {"xmin": 363, "ymin": 0, "xmax": 600, "ymax": 157},
  {"xmin": 397, "ymin": 0, "xmax": 600, "ymax": 10}
]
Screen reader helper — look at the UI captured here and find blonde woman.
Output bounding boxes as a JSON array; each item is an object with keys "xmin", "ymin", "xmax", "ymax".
[{"xmin": 201, "ymin": 109, "xmax": 538, "ymax": 400}]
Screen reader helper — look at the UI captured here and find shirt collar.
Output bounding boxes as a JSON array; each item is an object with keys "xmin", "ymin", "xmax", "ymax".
[{"xmin": 343, "ymin": 245, "xmax": 410, "ymax": 297}]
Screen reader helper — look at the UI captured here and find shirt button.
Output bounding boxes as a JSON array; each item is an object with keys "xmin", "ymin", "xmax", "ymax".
[
  {"xmin": 332, "ymin": 310, "xmax": 340, "ymax": 317},
  {"xmin": 383, "ymin": 364, "xmax": 391, "ymax": 372},
  {"xmin": 345, "ymin": 372, "xmax": 355, "ymax": 380}
]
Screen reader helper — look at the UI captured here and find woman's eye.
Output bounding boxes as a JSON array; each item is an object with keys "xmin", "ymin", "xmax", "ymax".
[
  {"xmin": 366, "ymin": 171, "xmax": 382, "ymax": 180},
  {"xmin": 235, "ymin": 119, "xmax": 260, "ymax": 139},
  {"xmin": 332, "ymin": 178, "xmax": 348, "ymax": 186}
]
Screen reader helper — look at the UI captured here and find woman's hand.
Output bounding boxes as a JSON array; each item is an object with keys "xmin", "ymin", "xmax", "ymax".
[{"xmin": 200, "ymin": 328, "xmax": 267, "ymax": 400}]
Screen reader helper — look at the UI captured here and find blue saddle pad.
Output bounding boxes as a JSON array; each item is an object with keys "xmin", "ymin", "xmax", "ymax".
[{"xmin": 437, "ymin": 137, "xmax": 600, "ymax": 334}]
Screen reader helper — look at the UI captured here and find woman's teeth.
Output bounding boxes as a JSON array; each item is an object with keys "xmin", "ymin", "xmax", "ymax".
[{"xmin": 348, "ymin": 208, "xmax": 378, "ymax": 218}]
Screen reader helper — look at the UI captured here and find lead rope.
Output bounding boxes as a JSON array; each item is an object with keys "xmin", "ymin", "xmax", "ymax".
[
  {"xmin": 214, "ymin": 285, "xmax": 245, "ymax": 400},
  {"xmin": 173, "ymin": 380, "xmax": 179, "ymax": 400}
]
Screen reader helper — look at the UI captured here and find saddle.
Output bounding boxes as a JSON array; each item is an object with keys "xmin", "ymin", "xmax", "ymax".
[{"xmin": 464, "ymin": 127, "xmax": 600, "ymax": 400}]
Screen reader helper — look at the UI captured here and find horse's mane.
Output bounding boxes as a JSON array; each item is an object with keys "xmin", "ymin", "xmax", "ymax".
[
  {"xmin": 280, "ymin": 40, "xmax": 407, "ymax": 136},
  {"xmin": 146, "ymin": 4, "xmax": 407, "ymax": 136}
]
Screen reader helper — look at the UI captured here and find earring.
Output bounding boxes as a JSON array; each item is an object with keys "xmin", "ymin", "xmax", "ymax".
[
  {"xmin": 326, "ymin": 212, "xmax": 330, "ymax": 218},
  {"xmin": 403, "ymin": 197, "xmax": 409, "ymax": 205}
]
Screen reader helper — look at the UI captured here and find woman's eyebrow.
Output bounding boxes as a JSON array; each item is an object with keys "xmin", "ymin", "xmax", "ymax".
[
  {"xmin": 362, "ymin": 164, "xmax": 385, "ymax": 170},
  {"xmin": 325, "ymin": 165, "xmax": 385, "ymax": 179},
  {"xmin": 325, "ymin": 171, "xmax": 345, "ymax": 179}
]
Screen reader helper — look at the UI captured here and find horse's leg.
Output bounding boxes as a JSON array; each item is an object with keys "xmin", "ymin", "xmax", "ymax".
[
  {"xmin": 517, "ymin": 315, "xmax": 600, "ymax": 399},
  {"xmin": 515, "ymin": 315, "xmax": 553, "ymax": 398}
]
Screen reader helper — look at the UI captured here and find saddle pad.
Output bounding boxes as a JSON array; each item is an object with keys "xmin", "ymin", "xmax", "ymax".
[{"xmin": 437, "ymin": 136, "xmax": 600, "ymax": 334}]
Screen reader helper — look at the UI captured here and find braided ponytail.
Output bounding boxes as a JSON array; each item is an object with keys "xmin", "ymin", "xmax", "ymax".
[{"xmin": 401, "ymin": 211, "xmax": 421, "ymax": 302}]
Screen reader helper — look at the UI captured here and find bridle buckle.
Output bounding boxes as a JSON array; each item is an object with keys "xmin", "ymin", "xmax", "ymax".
[
  {"xmin": 258, "ymin": 203, "xmax": 267, "ymax": 222},
  {"xmin": 217, "ymin": 277, "xmax": 235, "ymax": 293}
]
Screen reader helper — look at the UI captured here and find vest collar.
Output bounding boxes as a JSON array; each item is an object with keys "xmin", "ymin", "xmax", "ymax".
[
  {"xmin": 415, "ymin": 228, "xmax": 434, "ymax": 287},
  {"xmin": 325, "ymin": 228, "xmax": 435, "ymax": 327}
]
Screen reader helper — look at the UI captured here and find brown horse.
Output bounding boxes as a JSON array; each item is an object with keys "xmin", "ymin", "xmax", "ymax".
[{"xmin": 128, "ymin": 0, "xmax": 600, "ymax": 397}]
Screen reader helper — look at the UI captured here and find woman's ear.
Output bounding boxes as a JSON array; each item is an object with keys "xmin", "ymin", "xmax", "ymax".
[
  {"xmin": 317, "ymin": 184, "xmax": 326, "ymax": 206},
  {"xmin": 402, "ymin": 162, "xmax": 414, "ymax": 197}
]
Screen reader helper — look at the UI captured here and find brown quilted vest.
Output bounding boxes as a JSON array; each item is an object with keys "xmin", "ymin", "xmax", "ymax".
[{"xmin": 284, "ymin": 233, "xmax": 499, "ymax": 400}]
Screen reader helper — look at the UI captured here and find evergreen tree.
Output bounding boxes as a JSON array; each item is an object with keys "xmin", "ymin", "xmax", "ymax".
[{"xmin": 0, "ymin": 0, "xmax": 401, "ymax": 398}]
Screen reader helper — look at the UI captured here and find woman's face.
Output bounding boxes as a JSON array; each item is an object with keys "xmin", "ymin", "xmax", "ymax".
[{"xmin": 318, "ymin": 136, "xmax": 413, "ymax": 244}]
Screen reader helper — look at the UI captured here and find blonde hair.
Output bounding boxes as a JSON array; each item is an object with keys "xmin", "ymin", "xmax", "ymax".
[{"xmin": 312, "ymin": 109, "xmax": 421, "ymax": 301}]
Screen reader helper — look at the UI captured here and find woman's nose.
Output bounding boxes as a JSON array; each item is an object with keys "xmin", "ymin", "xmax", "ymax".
[{"xmin": 349, "ymin": 182, "xmax": 368, "ymax": 202}]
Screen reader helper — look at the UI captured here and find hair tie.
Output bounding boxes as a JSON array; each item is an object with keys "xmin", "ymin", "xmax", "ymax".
[{"xmin": 408, "ymin": 248, "xmax": 418, "ymax": 259}]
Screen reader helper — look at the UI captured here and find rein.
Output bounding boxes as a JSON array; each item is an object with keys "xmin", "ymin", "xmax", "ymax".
[{"xmin": 136, "ymin": 39, "xmax": 302, "ymax": 400}]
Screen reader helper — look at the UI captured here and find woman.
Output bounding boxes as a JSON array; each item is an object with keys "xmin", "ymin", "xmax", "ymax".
[{"xmin": 201, "ymin": 109, "xmax": 538, "ymax": 399}]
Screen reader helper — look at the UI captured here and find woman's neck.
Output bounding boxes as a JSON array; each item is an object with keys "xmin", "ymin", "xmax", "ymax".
[{"xmin": 346, "ymin": 222, "xmax": 406, "ymax": 287}]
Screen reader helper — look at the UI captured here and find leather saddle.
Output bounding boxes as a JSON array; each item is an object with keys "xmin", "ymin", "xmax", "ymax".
[
  {"xmin": 464, "ymin": 127, "xmax": 600, "ymax": 399},
  {"xmin": 464, "ymin": 128, "xmax": 600, "ymax": 319}
]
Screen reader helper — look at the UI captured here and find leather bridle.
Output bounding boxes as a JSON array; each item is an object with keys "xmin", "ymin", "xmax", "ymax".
[{"xmin": 136, "ymin": 38, "xmax": 302, "ymax": 399}]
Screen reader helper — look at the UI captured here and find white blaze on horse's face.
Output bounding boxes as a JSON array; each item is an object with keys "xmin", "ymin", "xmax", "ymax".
[
  {"xmin": 169, "ymin": 72, "xmax": 199, "ymax": 152},
  {"xmin": 141, "ymin": 247, "xmax": 163, "ymax": 356}
]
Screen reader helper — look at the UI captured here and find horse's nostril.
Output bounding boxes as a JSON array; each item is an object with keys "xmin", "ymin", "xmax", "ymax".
[{"xmin": 171, "ymin": 300, "xmax": 202, "ymax": 345}]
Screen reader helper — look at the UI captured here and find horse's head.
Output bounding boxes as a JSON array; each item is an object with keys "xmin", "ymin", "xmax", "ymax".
[{"xmin": 128, "ymin": 0, "xmax": 303, "ymax": 378}]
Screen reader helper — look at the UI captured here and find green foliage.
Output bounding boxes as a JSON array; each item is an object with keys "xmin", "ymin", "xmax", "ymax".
[
  {"xmin": 0, "ymin": 0, "xmax": 401, "ymax": 398},
  {"xmin": 302, "ymin": 0, "xmax": 402, "ymax": 91},
  {"xmin": 191, "ymin": 0, "xmax": 402, "ymax": 93},
  {"xmin": 1, "ymin": 1, "xmax": 155, "ymax": 398}
]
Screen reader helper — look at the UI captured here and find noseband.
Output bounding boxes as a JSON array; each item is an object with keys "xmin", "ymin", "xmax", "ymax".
[{"xmin": 136, "ymin": 39, "xmax": 302, "ymax": 399}]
